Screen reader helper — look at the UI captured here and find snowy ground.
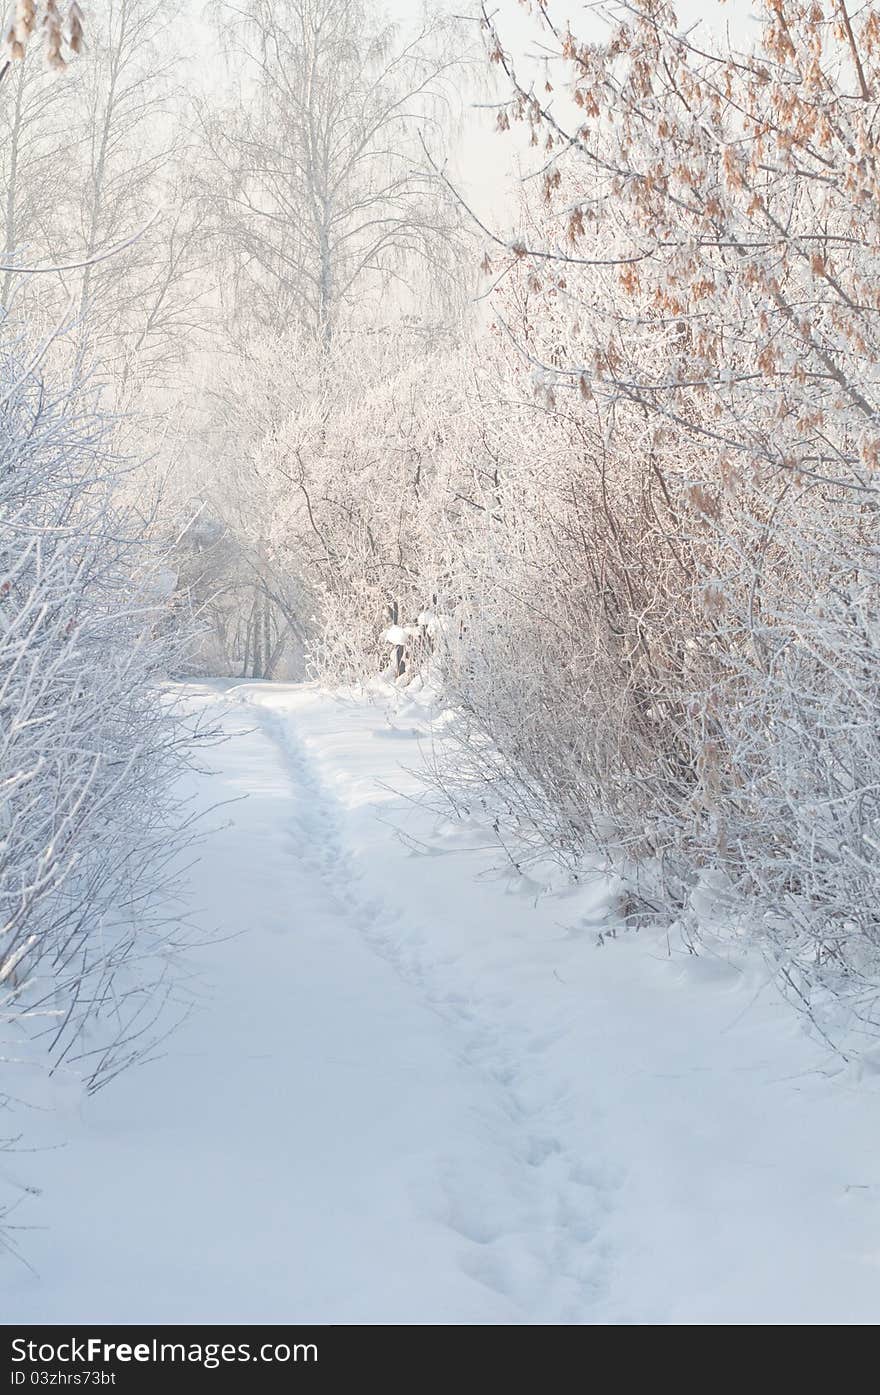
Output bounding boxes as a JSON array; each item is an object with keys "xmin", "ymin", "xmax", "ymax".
[{"xmin": 4, "ymin": 679, "xmax": 880, "ymax": 1324}]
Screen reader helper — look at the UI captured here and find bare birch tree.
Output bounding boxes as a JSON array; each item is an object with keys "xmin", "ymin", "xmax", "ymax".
[
  {"xmin": 196, "ymin": 0, "xmax": 465, "ymax": 343},
  {"xmin": 1, "ymin": 0, "xmax": 206, "ymax": 391}
]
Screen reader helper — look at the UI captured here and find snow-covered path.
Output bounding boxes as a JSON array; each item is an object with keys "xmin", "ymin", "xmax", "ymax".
[{"xmin": 5, "ymin": 681, "xmax": 880, "ymax": 1324}]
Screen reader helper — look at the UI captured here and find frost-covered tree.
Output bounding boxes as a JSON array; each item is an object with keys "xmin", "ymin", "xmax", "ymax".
[
  {"xmin": 69, "ymin": 0, "xmax": 205, "ymax": 388},
  {"xmin": 0, "ymin": 0, "xmax": 205, "ymax": 392},
  {"xmin": 196, "ymin": 0, "xmax": 465, "ymax": 342}
]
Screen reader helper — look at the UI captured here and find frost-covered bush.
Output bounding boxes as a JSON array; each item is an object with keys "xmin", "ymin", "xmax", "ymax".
[
  {"xmin": 424, "ymin": 349, "xmax": 701, "ymax": 877},
  {"xmin": 439, "ymin": 364, "xmax": 880, "ymax": 1033},
  {"xmin": 428, "ymin": 0, "xmax": 880, "ymax": 1037},
  {"xmin": 0, "ymin": 346, "xmax": 198, "ymax": 1097}
]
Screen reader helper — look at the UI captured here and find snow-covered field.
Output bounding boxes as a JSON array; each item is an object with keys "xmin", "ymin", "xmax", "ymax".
[{"xmin": 4, "ymin": 680, "xmax": 880, "ymax": 1324}]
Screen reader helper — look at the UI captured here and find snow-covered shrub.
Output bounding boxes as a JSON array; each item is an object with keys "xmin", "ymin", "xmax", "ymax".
[
  {"xmin": 430, "ymin": 0, "xmax": 880, "ymax": 1037},
  {"xmin": 440, "ymin": 360, "xmax": 880, "ymax": 1035},
  {"xmin": 0, "ymin": 343, "xmax": 199, "ymax": 1099},
  {"xmin": 428, "ymin": 347, "xmax": 703, "ymax": 872}
]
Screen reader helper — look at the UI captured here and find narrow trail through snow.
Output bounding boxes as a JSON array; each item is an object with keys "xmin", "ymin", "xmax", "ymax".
[{"xmin": 4, "ymin": 681, "xmax": 880, "ymax": 1324}]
